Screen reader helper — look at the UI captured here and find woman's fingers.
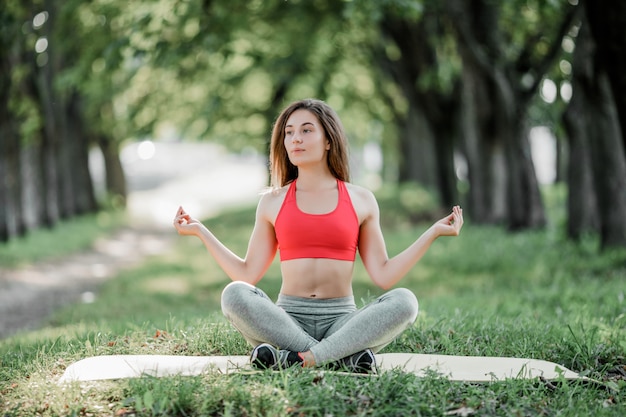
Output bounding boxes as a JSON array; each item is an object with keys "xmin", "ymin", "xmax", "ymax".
[
  {"xmin": 174, "ymin": 206, "xmax": 191, "ymax": 226},
  {"xmin": 443, "ymin": 206, "xmax": 463, "ymax": 234},
  {"xmin": 453, "ymin": 206, "xmax": 463, "ymax": 231}
]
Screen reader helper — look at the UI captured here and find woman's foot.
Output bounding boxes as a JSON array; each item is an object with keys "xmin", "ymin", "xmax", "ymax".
[
  {"xmin": 250, "ymin": 343, "xmax": 304, "ymax": 370},
  {"xmin": 330, "ymin": 349, "xmax": 376, "ymax": 374},
  {"xmin": 251, "ymin": 344, "xmax": 376, "ymax": 373}
]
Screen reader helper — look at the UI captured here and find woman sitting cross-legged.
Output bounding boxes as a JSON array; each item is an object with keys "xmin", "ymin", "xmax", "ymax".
[{"xmin": 173, "ymin": 98, "xmax": 464, "ymax": 373}]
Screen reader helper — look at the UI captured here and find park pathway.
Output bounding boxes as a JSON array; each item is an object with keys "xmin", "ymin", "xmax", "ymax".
[{"xmin": 0, "ymin": 142, "xmax": 267, "ymax": 339}]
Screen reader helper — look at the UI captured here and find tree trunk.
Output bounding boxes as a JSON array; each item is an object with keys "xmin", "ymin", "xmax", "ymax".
[
  {"xmin": 0, "ymin": 133, "xmax": 12, "ymax": 242},
  {"xmin": 563, "ymin": 19, "xmax": 600, "ymax": 239},
  {"xmin": 2, "ymin": 131, "xmax": 25, "ymax": 239},
  {"xmin": 566, "ymin": 17, "xmax": 626, "ymax": 248},
  {"xmin": 587, "ymin": 73, "xmax": 626, "ymax": 248},
  {"xmin": 562, "ymin": 90, "xmax": 599, "ymax": 239},
  {"xmin": 585, "ymin": 0, "xmax": 626, "ymax": 155},
  {"xmin": 584, "ymin": 0, "xmax": 626, "ymax": 248},
  {"xmin": 20, "ymin": 141, "xmax": 46, "ymax": 231},
  {"xmin": 397, "ymin": 103, "xmax": 437, "ymax": 188},
  {"xmin": 378, "ymin": 13, "xmax": 459, "ymax": 206},
  {"xmin": 505, "ymin": 120, "xmax": 546, "ymax": 230},
  {"xmin": 432, "ymin": 96, "xmax": 459, "ymax": 209},
  {"xmin": 448, "ymin": 0, "xmax": 547, "ymax": 229},
  {"xmin": 0, "ymin": 8, "xmax": 28, "ymax": 240},
  {"xmin": 41, "ymin": 128, "xmax": 61, "ymax": 227},
  {"xmin": 0, "ymin": 51, "xmax": 12, "ymax": 242},
  {"xmin": 97, "ymin": 135, "xmax": 127, "ymax": 206},
  {"xmin": 458, "ymin": 63, "xmax": 502, "ymax": 224},
  {"xmin": 47, "ymin": 4, "xmax": 76, "ymax": 219},
  {"xmin": 32, "ymin": 2, "xmax": 67, "ymax": 223},
  {"xmin": 67, "ymin": 91, "xmax": 98, "ymax": 214}
]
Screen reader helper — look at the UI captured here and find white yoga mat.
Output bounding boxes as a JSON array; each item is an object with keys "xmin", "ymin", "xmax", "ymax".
[{"xmin": 58, "ymin": 353, "xmax": 586, "ymax": 383}]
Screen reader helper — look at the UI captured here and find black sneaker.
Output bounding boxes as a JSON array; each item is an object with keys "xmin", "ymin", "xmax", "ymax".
[
  {"xmin": 331, "ymin": 349, "xmax": 376, "ymax": 374},
  {"xmin": 250, "ymin": 343, "xmax": 278, "ymax": 369},
  {"xmin": 250, "ymin": 343, "xmax": 303, "ymax": 370}
]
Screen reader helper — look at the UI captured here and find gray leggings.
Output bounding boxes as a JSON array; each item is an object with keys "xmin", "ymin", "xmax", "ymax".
[{"xmin": 221, "ymin": 281, "xmax": 419, "ymax": 365}]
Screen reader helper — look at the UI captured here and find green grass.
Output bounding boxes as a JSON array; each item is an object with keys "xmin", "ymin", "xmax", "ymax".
[
  {"xmin": 1, "ymin": 187, "xmax": 625, "ymax": 416},
  {"xmin": 0, "ymin": 210, "xmax": 125, "ymax": 268}
]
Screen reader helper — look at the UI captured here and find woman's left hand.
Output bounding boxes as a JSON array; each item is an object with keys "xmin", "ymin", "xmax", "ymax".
[{"xmin": 433, "ymin": 205, "xmax": 464, "ymax": 237}]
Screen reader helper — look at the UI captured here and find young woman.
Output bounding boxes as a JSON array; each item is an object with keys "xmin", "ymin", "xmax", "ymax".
[{"xmin": 173, "ymin": 98, "xmax": 464, "ymax": 373}]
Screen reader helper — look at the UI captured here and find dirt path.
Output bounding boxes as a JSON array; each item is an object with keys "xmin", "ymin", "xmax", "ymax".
[
  {"xmin": 0, "ymin": 228, "xmax": 174, "ymax": 339},
  {"xmin": 0, "ymin": 142, "xmax": 267, "ymax": 339}
]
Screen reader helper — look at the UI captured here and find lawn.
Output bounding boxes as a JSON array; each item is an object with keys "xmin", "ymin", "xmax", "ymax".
[{"xmin": 1, "ymin": 186, "xmax": 625, "ymax": 416}]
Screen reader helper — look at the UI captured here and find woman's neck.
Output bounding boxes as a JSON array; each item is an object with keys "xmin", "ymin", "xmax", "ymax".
[{"xmin": 295, "ymin": 166, "xmax": 336, "ymax": 191}]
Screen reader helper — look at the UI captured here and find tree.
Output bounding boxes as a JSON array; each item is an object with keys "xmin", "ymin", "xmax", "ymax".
[
  {"xmin": 2, "ymin": 0, "xmax": 624, "ymax": 251},
  {"xmin": 0, "ymin": 0, "xmax": 104, "ymax": 242},
  {"xmin": 0, "ymin": 3, "xmax": 22, "ymax": 241},
  {"xmin": 1, "ymin": 1, "xmax": 52, "ymax": 241},
  {"xmin": 443, "ymin": 0, "xmax": 580, "ymax": 229},
  {"xmin": 564, "ymin": 4, "xmax": 626, "ymax": 249},
  {"xmin": 586, "ymin": 0, "xmax": 626, "ymax": 155},
  {"xmin": 41, "ymin": 0, "xmax": 98, "ymax": 218},
  {"xmin": 351, "ymin": 0, "xmax": 578, "ymax": 230},
  {"xmin": 374, "ymin": 3, "xmax": 461, "ymax": 208},
  {"xmin": 62, "ymin": 0, "xmax": 129, "ymax": 205}
]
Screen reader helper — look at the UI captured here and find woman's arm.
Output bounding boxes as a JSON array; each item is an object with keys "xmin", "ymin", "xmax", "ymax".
[
  {"xmin": 173, "ymin": 194, "xmax": 278, "ymax": 285},
  {"xmin": 357, "ymin": 190, "xmax": 463, "ymax": 290}
]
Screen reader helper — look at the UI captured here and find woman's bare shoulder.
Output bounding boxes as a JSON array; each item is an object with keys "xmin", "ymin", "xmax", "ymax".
[
  {"xmin": 259, "ymin": 184, "xmax": 289, "ymax": 200},
  {"xmin": 345, "ymin": 182, "xmax": 377, "ymax": 203},
  {"xmin": 257, "ymin": 185, "xmax": 289, "ymax": 220},
  {"xmin": 345, "ymin": 182, "xmax": 379, "ymax": 221}
]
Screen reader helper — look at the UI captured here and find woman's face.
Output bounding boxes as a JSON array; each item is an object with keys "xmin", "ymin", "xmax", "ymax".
[{"xmin": 284, "ymin": 109, "xmax": 330, "ymax": 167}]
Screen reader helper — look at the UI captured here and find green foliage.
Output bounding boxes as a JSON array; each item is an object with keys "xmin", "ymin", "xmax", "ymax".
[
  {"xmin": 0, "ymin": 0, "xmax": 416, "ymax": 153},
  {"xmin": 2, "ymin": 0, "xmax": 592, "ymax": 244}
]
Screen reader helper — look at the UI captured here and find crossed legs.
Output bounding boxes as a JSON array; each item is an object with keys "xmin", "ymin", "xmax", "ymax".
[{"xmin": 221, "ymin": 281, "xmax": 419, "ymax": 366}]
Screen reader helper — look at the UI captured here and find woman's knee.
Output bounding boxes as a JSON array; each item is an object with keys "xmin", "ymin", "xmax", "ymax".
[
  {"xmin": 387, "ymin": 288, "xmax": 419, "ymax": 323},
  {"xmin": 221, "ymin": 281, "xmax": 256, "ymax": 316}
]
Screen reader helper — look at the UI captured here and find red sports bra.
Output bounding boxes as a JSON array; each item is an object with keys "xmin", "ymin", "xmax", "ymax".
[{"xmin": 274, "ymin": 179, "xmax": 360, "ymax": 261}]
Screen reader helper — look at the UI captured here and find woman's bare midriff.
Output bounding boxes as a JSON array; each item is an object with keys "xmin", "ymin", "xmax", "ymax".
[{"xmin": 279, "ymin": 258, "xmax": 355, "ymax": 299}]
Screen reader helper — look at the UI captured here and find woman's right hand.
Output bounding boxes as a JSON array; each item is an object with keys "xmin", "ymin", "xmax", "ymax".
[{"xmin": 173, "ymin": 206, "xmax": 203, "ymax": 236}]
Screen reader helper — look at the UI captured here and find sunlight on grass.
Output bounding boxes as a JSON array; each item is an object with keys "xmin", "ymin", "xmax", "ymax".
[{"xmin": 142, "ymin": 276, "xmax": 193, "ymax": 295}]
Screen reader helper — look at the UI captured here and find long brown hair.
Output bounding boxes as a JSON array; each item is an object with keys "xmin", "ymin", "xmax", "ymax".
[{"xmin": 269, "ymin": 98, "xmax": 350, "ymax": 188}]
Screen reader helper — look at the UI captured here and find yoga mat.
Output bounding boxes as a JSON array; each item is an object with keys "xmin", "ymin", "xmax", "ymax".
[{"xmin": 58, "ymin": 353, "xmax": 587, "ymax": 383}]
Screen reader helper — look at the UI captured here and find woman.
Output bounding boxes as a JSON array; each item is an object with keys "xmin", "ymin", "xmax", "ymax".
[{"xmin": 174, "ymin": 98, "xmax": 463, "ymax": 373}]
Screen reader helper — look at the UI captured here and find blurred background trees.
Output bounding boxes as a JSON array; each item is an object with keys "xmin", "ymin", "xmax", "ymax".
[{"xmin": 1, "ymin": 0, "xmax": 625, "ymax": 249}]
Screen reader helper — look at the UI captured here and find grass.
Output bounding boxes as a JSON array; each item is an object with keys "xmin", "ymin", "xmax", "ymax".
[
  {"xmin": 0, "ymin": 186, "xmax": 625, "ymax": 416},
  {"xmin": 0, "ymin": 210, "xmax": 125, "ymax": 268}
]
